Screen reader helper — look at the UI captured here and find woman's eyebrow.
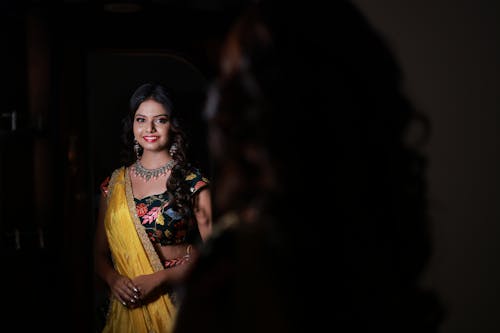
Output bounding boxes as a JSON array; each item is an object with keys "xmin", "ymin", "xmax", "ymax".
[{"xmin": 134, "ymin": 113, "xmax": 168, "ymax": 117}]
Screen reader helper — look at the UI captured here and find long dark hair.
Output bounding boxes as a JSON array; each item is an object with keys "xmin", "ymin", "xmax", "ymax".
[
  {"xmin": 121, "ymin": 82, "xmax": 192, "ymax": 217},
  {"xmin": 205, "ymin": 1, "xmax": 441, "ymax": 331}
]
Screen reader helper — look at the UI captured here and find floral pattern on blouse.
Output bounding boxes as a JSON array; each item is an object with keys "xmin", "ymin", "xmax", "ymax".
[
  {"xmin": 132, "ymin": 168, "xmax": 209, "ymax": 246},
  {"xmin": 100, "ymin": 168, "xmax": 209, "ymax": 246}
]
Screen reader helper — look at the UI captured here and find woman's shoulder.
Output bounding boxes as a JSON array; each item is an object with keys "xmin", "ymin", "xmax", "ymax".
[
  {"xmin": 100, "ymin": 166, "xmax": 127, "ymax": 197},
  {"xmin": 184, "ymin": 166, "xmax": 210, "ymax": 195}
]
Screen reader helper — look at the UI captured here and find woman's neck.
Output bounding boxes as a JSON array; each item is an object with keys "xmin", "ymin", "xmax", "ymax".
[{"xmin": 139, "ymin": 152, "xmax": 172, "ymax": 169}]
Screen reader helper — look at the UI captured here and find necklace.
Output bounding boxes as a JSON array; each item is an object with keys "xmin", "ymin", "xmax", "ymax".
[{"xmin": 133, "ymin": 160, "xmax": 176, "ymax": 181}]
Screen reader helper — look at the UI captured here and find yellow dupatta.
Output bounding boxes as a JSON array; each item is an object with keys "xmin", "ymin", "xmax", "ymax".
[{"xmin": 102, "ymin": 167, "xmax": 176, "ymax": 333}]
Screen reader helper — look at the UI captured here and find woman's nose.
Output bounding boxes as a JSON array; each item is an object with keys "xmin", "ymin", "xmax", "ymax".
[{"xmin": 146, "ymin": 121, "xmax": 156, "ymax": 132}]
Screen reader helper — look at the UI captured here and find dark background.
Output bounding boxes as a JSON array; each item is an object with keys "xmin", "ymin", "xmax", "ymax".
[
  {"xmin": 352, "ymin": 1, "xmax": 500, "ymax": 332},
  {"xmin": 0, "ymin": 0, "xmax": 498, "ymax": 332}
]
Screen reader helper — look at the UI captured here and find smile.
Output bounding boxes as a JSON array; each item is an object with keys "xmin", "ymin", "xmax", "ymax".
[{"xmin": 143, "ymin": 136, "xmax": 160, "ymax": 142}]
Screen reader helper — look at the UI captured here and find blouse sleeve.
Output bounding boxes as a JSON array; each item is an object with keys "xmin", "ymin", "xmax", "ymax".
[
  {"xmin": 100, "ymin": 176, "xmax": 111, "ymax": 198},
  {"xmin": 185, "ymin": 168, "xmax": 210, "ymax": 196}
]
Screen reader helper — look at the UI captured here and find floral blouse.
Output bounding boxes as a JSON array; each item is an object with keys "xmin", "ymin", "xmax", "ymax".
[{"xmin": 101, "ymin": 168, "xmax": 209, "ymax": 246}]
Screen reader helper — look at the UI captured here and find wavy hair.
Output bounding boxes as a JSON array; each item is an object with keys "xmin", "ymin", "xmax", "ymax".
[
  {"xmin": 204, "ymin": 1, "xmax": 441, "ymax": 331},
  {"xmin": 121, "ymin": 82, "xmax": 192, "ymax": 217}
]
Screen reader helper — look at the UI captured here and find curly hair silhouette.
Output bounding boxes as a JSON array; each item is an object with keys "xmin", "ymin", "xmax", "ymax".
[{"xmin": 173, "ymin": 1, "xmax": 443, "ymax": 332}]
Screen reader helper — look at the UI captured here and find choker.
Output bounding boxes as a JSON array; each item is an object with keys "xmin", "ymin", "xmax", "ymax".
[{"xmin": 132, "ymin": 160, "xmax": 176, "ymax": 181}]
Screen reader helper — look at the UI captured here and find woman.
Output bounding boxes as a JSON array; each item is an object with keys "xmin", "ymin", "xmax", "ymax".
[
  {"xmin": 173, "ymin": 2, "xmax": 442, "ymax": 333},
  {"xmin": 94, "ymin": 82, "xmax": 212, "ymax": 333}
]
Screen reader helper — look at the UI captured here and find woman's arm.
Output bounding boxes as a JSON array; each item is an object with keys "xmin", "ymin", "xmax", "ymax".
[
  {"xmin": 133, "ymin": 188, "xmax": 212, "ymax": 303},
  {"xmin": 94, "ymin": 194, "xmax": 140, "ymax": 307},
  {"xmin": 94, "ymin": 194, "xmax": 115, "ymax": 284},
  {"xmin": 193, "ymin": 187, "xmax": 213, "ymax": 241},
  {"xmin": 131, "ymin": 263, "xmax": 192, "ymax": 303}
]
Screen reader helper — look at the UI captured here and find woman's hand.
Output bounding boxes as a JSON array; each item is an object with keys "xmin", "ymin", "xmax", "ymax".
[
  {"xmin": 131, "ymin": 273, "xmax": 165, "ymax": 304},
  {"xmin": 109, "ymin": 274, "xmax": 142, "ymax": 309},
  {"xmin": 131, "ymin": 263, "xmax": 191, "ymax": 305}
]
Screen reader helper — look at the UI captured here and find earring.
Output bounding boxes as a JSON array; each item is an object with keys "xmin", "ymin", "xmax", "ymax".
[
  {"xmin": 169, "ymin": 143, "xmax": 178, "ymax": 158},
  {"xmin": 134, "ymin": 139, "xmax": 142, "ymax": 160}
]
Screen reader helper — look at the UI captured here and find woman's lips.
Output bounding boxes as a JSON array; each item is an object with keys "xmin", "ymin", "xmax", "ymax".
[{"xmin": 143, "ymin": 136, "xmax": 159, "ymax": 142}]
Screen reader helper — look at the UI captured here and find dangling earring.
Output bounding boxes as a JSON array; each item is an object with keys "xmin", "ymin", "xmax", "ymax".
[
  {"xmin": 169, "ymin": 143, "xmax": 178, "ymax": 158},
  {"xmin": 134, "ymin": 139, "xmax": 142, "ymax": 160}
]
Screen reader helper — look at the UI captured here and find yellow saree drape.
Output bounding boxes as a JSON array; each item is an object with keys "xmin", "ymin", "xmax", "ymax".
[{"xmin": 102, "ymin": 167, "xmax": 176, "ymax": 333}]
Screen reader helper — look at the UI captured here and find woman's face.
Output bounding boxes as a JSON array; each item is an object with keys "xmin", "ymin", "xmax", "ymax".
[{"xmin": 133, "ymin": 99, "xmax": 171, "ymax": 154}]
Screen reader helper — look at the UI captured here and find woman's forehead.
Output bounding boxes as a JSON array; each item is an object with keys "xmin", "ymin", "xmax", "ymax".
[{"xmin": 135, "ymin": 99, "xmax": 170, "ymax": 116}]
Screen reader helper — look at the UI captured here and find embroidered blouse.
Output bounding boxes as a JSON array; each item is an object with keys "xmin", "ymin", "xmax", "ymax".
[{"xmin": 101, "ymin": 167, "xmax": 209, "ymax": 246}]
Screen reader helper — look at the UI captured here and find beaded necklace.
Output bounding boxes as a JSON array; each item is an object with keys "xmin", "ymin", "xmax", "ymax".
[{"xmin": 132, "ymin": 160, "xmax": 176, "ymax": 181}]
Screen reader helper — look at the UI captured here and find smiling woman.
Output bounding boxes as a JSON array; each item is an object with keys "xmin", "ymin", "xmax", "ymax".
[{"xmin": 93, "ymin": 82, "xmax": 213, "ymax": 333}]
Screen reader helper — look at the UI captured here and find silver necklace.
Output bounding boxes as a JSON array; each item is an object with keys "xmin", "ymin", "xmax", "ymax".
[{"xmin": 133, "ymin": 160, "xmax": 176, "ymax": 181}]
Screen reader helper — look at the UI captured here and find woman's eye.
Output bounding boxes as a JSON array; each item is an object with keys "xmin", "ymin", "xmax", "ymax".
[
  {"xmin": 135, "ymin": 117, "xmax": 145, "ymax": 123},
  {"xmin": 155, "ymin": 118, "xmax": 169, "ymax": 124}
]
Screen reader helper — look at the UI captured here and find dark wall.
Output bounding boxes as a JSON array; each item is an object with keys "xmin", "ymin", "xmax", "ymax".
[{"xmin": 352, "ymin": 1, "xmax": 500, "ymax": 332}]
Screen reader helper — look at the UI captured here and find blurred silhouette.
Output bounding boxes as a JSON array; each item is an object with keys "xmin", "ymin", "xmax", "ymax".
[{"xmin": 173, "ymin": 1, "xmax": 443, "ymax": 332}]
